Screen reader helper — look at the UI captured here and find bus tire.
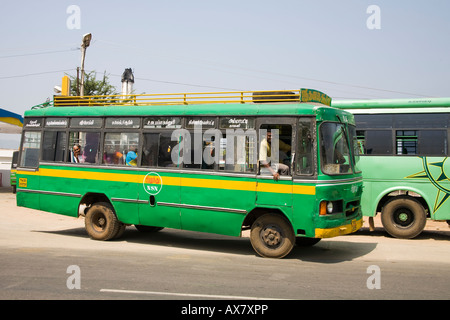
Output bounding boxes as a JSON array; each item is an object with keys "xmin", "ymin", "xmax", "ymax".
[
  {"xmin": 85, "ymin": 202, "xmax": 122, "ymax": 241},
  {"xmin": 381, "ymin": 196, "xmax": 426, "ymax": 239},
  {"xmin": 250, "ymin": 213, "xmax": 295, "ymax": 258}
]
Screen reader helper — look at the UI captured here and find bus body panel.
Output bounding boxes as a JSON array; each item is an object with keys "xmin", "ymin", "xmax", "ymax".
[{"xmin": 358, "ymin": 155, "xmax": 450, "ymax": 220}]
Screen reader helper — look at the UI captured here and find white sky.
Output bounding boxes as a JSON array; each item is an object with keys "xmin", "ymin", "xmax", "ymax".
[{"xmin": 1, "ymin": 0, "xmax": 449, "ymax": 148}]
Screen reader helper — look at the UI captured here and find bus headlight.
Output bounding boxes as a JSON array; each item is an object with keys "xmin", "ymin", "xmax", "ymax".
[
  {"xmin": 327, "ymin": 202, "xmax": 334, "ymax": 214},
  {"xmin": 319, "ymin": 200, "xmax": 343, "ymax": 215}
]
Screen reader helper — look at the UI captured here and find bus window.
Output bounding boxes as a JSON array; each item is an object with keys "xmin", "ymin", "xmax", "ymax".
[
  {"xmin": 68, "ymin": 132, "xmax": 100, "ymax": 164},
  {"xmin": 363, "ymin": 130, "xmax": 393, "ymax": 155},
  {"xmin": 259, "ymin": 124, "xmax": 292, "ymax": 177},
  {"xmin": 42, "ymin": 131, "xmax": 67, "ymax": 162},
  {"xmin": 219, "ymin": 117, "xmax": 256, "ymax": 173},
  {"xmin": 296, "ymin": 118, "xmax": 313, "ymax": 175},
  {"xmin": 142, "ymin": 132, "xmax": 178, "ymax": 167},
  {"xmin": 320, "ymin": 122, "xmax": 352, "ymax": 175},
  {"xmin": 103, "ymin": 132, "xmax": 139, "ymax": 166},
  {"xmin": 418, "ymin": 130, "xmax": 447, "ymax": 155},
  {"xmin": 396, "ymin": 130, "xmax": 417, "ymax": 155},
  {"xmin": 20, "ymin": 131, "xmax": 41, "ymax": 168}
]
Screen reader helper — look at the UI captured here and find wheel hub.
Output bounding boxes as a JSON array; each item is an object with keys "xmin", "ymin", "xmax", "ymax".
[{"xmin": 262, "ymin": 226, "xmax": 282, "ymax": 247}]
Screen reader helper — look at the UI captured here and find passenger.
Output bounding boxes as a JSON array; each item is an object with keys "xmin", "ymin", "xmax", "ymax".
[
  {"xmin": 71, "ymin": 144, "xmax": 84, "ymax": 163},
  {"xmin": 126, "ymin": 149, "xmax": 138, "ymax": 166},
  {"xmin": 259, "ymin": 130, "xmax": 290, "ymax": 180}
]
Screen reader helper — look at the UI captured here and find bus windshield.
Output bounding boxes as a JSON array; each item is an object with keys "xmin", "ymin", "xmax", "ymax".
[{"xmin": 320, "ymin": 122, "xmax": 354, "ymax": 175}]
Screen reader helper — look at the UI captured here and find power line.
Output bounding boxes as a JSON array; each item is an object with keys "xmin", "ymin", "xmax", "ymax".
[
  {"xmin": 0, "ymin": 69, "xmax": 74, "ymax": 80},
  {"xmin": 0, "ymin": 48, "xmax": 78, "ymax": 59},
  {"xmin": 91, "ymin": 71, "xmax": 240, "ymax": 91}
]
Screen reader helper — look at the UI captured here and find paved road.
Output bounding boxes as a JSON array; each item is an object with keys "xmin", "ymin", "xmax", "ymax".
[{"xmin": 1, "ymin": 188, "xmax": 449, "ymax": 304}]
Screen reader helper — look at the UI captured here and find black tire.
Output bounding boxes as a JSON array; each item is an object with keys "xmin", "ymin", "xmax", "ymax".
[
  {"xmin": 134, "ymin": 225, "xmax": 164, "ymax": 233},
  {"xmin": 85, "ymin": 202, "xmax": 122, "ymax": 240},
  {"xmin": 295, "ymin": 237, "xmax": 321, "ymax": 247},
  {"xmin": 381, "ymin": 196, "xmax": 427, "ymax": 239},
  {"xmin": 250, "ymin": 213, "xmax": 295, "ymax": 258}
]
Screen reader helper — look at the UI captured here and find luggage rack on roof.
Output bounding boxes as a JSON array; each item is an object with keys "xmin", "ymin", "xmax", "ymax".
[{"xmin": 49, "ymin": 88, "xmax": 331, "ymax": 107}]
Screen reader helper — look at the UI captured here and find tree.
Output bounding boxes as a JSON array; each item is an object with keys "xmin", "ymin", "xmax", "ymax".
[{"xmin": 67, "ymin": 71, "xmax": 118, "ymax": 96}]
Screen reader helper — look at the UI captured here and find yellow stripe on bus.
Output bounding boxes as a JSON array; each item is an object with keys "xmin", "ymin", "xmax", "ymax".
[{"xmin": 17, "ymin": 168, "xmax": 316, "ymax": 195}]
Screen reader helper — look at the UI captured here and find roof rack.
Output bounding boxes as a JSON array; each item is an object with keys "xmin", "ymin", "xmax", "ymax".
[{"xmin": 52, "ymin": 88, "xmax": 331, "ymax": 107}]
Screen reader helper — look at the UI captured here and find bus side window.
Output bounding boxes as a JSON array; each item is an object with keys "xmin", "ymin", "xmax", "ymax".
[
  {"xmin": 68, "ymin": 132, "xmax": 100, "ymax": 164},
  {"xmin": 20, "ymin": 131, "xmax": 41, "ymax": 168},
  {"xmin": 258, "ymin": 124, "xmax": 292, "ymax": 176},
  {"xmin": 42, "ymin": 131, "xmax": 67, "ymax": 162},
  {"xmin": 103, "ymin": 132, "xmax": 139, "ymax": 166},
  {"xmin": 364, "ymin": 130, "xmax": 393, "ymax": 155},
  {"xmin": 142, "ymin": 132, "xmax": 179, "ymax": 167},
  {"xmin": 297, "ymin": 119, "xmax": 313, "ymax": 175}
]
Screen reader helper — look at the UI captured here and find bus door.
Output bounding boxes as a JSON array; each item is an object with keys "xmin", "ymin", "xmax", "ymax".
[
  {"xmin": 137, "ymin": 132, "xmax": 181, "ymax": 229},
  {"xmin": 256, "ymin": 118, "xmax": 297, "ymax": 207}
]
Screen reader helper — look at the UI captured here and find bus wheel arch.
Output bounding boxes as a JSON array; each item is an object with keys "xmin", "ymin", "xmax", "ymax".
[
  {"xmin": 244, "ymin": 208, "xmax": 295, "ymax": 259},
  {"xmin": 79, "ymin": 192, "xmax": 112, "ymax": 217},
  {"xmin": 380, "ymin": 195, "xmax": 427, "ymax": 239}
]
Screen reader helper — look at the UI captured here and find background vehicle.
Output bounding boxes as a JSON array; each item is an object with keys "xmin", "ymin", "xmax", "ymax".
[
  {"xmin": 10, "ymin": 151, "xmax": 18, "ymax": 194},
  {"xmin": 333, "ymin": 97, "xmax": 450, "ymax": 238}
]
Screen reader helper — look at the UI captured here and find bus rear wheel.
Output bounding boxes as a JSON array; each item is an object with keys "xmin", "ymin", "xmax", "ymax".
[
  {"xmin": 250, "ymin": 213, "xmax": 295, "ymax": 258},
  {"xmin": 381, "ymin": 196, "xmax": 427, "ymax": 239},
  {"xmin": 85, "ymin": 202, "xmax": 123, "ymax": 240}
]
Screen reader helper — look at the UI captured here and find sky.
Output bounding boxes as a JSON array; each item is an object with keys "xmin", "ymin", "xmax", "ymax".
[{"xmin": 1, "ymin": 0, "xmax": 449, "ymax": 148}]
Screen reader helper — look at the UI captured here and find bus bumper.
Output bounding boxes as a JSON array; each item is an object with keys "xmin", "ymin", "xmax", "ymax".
[{"xmin": 314, "ymin": 218, "xmax": 362, "ymax": 238}]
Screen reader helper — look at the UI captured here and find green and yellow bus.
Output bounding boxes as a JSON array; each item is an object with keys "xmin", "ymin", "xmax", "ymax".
[
  {"xmin": 16, "ymin": 89, "xmax": 362, "ymax": 258},
  {"xmin": 333, "ymin": 97, "xmax": 450, "ymax": 238}
]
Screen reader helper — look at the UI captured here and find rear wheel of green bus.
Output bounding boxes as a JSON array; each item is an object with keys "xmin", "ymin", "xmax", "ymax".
[
  {"xmin": 250, "ymin": 213, "xmax": 295, "ymax": 258},
  {"xmin": 85, "ymin": 202, "xmax": 123, "ymax": 241},
  {"xmin": 381, "ymin": 196, "xmax": 427, "ymax": 239}
]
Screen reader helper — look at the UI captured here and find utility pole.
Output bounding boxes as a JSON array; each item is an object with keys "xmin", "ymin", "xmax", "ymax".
[{"xmin": 80, "ymin": 33, "xmax": 92, "ymax": 97}]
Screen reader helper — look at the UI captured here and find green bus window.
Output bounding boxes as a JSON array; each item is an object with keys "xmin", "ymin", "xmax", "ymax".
[
  {"xmin": 219, "ymin": 117, "xmax": 256, "ymax": 173},
  {"xmin": 42, "ymin": 131, "xmax": 67, "ymax": 162},
  {"xmin": 68, "ymin": 132, "xmax": 100, "ymax": 164},
  {"xmin": 297, "ymin": 119, "xmax": 313, "ymax": 175},
  {"xmin": 418, "ymin": 130, "xmax": 447, "ymax": 156},
  {"xmin": 396, "ymin": 130, "xmax": 417, "ymax": 155},
  {"xmin": 259, "ymin": 125, "xmax": 292, "ymax": 177},
  {"xmin": 364, "ymin": 130, "xmax": 393, "ymax": 155},
  {"xmin": 103, "ymin": 132, "xmax": 139, "ymax": 166},
  {"xmin": 20, "ymin": 131, "xmax": 41, "ymax": 168},
  {"xmin": 141, "ymin": 132, "xmax": 178, "ymax": 167},
  {"xmin": 320, "ymin": 122, "xmax": 352, "ymax": 175},
  {"xmin": 219, "ymin": 130, "xmax": 257, "ymax": 172}
]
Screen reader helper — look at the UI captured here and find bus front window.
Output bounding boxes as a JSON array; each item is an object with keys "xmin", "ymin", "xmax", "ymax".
[{"xmin": 320, "ymin": 122, "xmax": 352, "ymax": 175}]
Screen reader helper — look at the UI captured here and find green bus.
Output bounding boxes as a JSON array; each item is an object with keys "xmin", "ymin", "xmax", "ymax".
[
  {"xmin": 332, "ymin": 97, "xmax": 450, "ymax": 238},
  {"xmin": 16, "ymin": 89, "xmax": 362, "ymax": 258},
  {"xmin": 10, "ymin": 151, "xmax": 19, "ymax": 194}
]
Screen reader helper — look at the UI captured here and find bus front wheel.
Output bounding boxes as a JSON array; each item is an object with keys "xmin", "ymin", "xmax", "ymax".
[
  {"xmin": 85, "ymin": 202, "xmax": 123, "ymax": 241},
  {"xmin": 250, "ymin": 213, "xmax": 295, "ymax": 258},
  {"xmin": 381, "ymin": 196, "xmax": 427, "ymax": 239}
]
